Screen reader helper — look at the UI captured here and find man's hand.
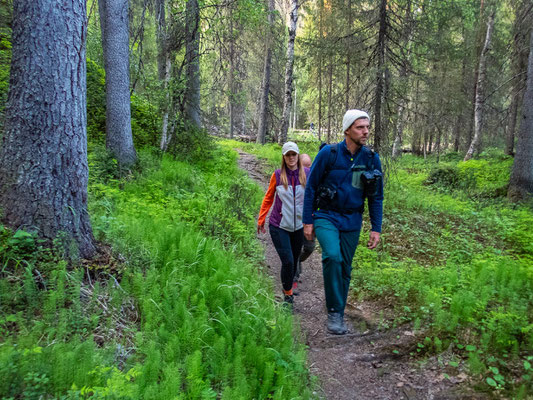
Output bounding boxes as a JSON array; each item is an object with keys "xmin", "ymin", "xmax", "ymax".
[
  {"xmin": 257, "ymin": 224, "xmax": 266, "ymax": 234},
  {"xmin": 367, "ymin": 231, "xmax": 380, "ymax": 249},
  {"xmin": 304, "ymin": 224, "xmax": 315, "ymax": 241}
]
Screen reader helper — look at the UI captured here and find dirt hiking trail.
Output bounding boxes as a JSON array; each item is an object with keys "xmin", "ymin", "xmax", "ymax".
[{"xmin": 237, "ymin": 150, "xmax": 487, "ymax": 400}]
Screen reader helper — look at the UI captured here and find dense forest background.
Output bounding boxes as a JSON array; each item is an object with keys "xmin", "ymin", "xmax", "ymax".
[{"xmin": 0, "ymin": 0, "xmax": 532, "ymax": 397}]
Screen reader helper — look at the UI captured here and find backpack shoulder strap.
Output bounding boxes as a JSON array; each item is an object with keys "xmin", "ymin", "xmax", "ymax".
[
  {"xmin": 320, "ymin": 143, "xmax": 340, "ymax": 184},
  {"xmin": 361, "ymin": 145, "xmax": 376, "ymax": 170}
]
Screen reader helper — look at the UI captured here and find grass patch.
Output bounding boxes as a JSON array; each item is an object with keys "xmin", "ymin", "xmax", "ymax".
[{"xmin": 0, "ymin": 144, "xmax": 315, "ymax": 399}]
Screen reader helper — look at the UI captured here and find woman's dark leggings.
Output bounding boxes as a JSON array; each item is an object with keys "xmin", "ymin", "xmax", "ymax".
[{"xmin": 269, "ymin": 225, "xmax": 304, "ymax": 291}]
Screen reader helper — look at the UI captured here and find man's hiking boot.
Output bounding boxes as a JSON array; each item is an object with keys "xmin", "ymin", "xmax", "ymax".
[{"xmin": 327, "ymin": 312, "xmax": 348, "ymax": 335}]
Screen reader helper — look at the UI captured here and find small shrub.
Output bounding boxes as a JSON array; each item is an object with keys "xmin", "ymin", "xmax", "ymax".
[
  {"xmin": 167, "ymin": 123, "xmax": 216, "ymax": 163},
  {"xmin": 425, "ymin": 165, "xmax": 460, "ymax": 188}
]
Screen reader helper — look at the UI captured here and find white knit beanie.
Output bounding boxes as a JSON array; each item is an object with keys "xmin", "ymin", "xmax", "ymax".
[{"xmin": 342, "ymin": 109, "xmax": 370, "ymax": 133}]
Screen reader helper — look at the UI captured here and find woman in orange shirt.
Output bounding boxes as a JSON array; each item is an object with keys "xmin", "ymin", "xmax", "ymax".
[{"xmin": 257, "ymin": 142, "xmax": 310, "ymax": 305}]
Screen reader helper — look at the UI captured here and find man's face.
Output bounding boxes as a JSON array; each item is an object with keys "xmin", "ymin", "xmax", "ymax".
[{"xmin": 345, "ymin": 118, "xmax": 370, "ymax": 146}]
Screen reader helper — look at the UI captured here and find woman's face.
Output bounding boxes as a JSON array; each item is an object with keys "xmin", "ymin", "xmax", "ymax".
[{"xmin": 284, "ymin": 151, "xmax": 299, "ymax": 170}]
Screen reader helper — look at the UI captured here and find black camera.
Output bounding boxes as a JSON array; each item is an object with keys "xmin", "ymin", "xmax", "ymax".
[
  {"xmin": 361, "ymin": 169, "xmax": 383, "ymax": 197},
  {"xmin": 314, "ymin": 184, "xmax": 337, "ymax": 210}
]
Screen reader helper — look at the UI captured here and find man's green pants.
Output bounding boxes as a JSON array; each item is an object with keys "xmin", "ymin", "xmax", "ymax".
[{"xmin": 314, "ymin": 218, "xmax": 360, "ymax": 314}]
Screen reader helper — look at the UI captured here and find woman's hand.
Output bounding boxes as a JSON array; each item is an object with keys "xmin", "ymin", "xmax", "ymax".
[{"xmin": 257, "ymin": 224, "xmax": 266, "ymax": 234}]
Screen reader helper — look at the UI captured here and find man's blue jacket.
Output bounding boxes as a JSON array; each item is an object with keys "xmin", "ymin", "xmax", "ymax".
[{"xmin": 303, "ymin": 139, "xmax": 384, "ymax": 232}]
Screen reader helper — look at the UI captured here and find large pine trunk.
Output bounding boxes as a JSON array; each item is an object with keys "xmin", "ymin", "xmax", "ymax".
[
  {"xmin": 256, "ymin": 0, "xmax": 274, "ymax": 144},
  {"xmin": 279, "ymin": 0, "xmax": 299, "ymax": 144},
  {"xmin": 508, "ymin": 30, "xmax": 533, "ymax": 201},
  {"xmin": 99, "ymin": 0, "xmax": 137, "ymax": 168},
  {"xmin": 184, "ymin": 0, "xmax": 202, "ymax": 128},
  {"xmin": 0, "ymin": 0, "xmax": 97, "ymax": 258}
]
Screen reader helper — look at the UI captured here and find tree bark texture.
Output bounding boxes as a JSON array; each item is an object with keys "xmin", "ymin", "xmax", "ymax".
[
  {"xmin": 327, "ymin": 61, "xmax": 333, "ymax": 142},
  {"xmin": 391, "ymin": 0, "xmax": 412, "ymax": 159},
  {"xmin": 464, "ymin": 13, "xmax": 495, "ymax": 161},
  {"xmin": 279, "ymin": 0, "xmax": 299, "ymax": 144},
  {"xmin": 184, "ymin": 0, "xmax": 202, "ymax": 129},
  {"xmin": 155, "ymin": 0, "xmax": 173, "ymax": 151},
  {"xmin": 373, "ymin": 0, "xmax": 387, "ymax": 153},
  {"xmin": 229, "ymin": 9, "xmax": 235, "ymax": 139},
  {"xmin": 505, "ymin": 1, "xmax": 531, "ymax": 156},
  {"xmin": 345, "ymin": 0, "xmax": 352, "ymax": 110},
  {"xmin": 99, "ymin": 0, "xmax": 137, "ymax": 167},
  {"xmin": 0, "ymin": 0, "xmax": 97, "ymax": 258},
  {"xmin": 256, "ymin": 0, "xmax": 274, "ymax": 144},
  {"xmin": 508, "ymin": 30, "xmax": 533, "ymax": 201}
]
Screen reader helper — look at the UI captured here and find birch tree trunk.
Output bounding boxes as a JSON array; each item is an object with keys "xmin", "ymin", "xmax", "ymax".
[
  {"xmin": 508, "ymin": 30, "xmax": 533, "ymax": 201},
  {"xmin": 464, "ymin": 13, "xmax": 495, "ymax": 161},
  {"xmin": 99, "ymin": 0, "xmax": 137, "ymax": 168},
  {"xmin": 156, "ymin": 0, "xmax": 173, "ymax": 151},
  {"xmin": 184, "ymin": 0, "xmax": 201, "ymax": 128},
  {"xmin": 0, "ymin": 0, "xmax": 97, "ymax": 258},
  {"xmin": 256, "ymin": 0, "xmax": 274, "ymax": 144},
  {"xmin": 279, "ymin": 0, "xmax": 299, "ymax": 144}
]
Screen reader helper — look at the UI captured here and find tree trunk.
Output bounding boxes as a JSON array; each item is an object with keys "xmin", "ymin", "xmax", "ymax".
[
  {"xmin": 0, "ymin": 0, "xmax": 97, "ymax": 258},
  {"xmin": 155, "ymin": 0, "xmax": 173, "ymax": 151},
  {"xmin": 505, "ymin": 1, "xmax": 530, "ymax": 156},
  {"xmin": 391, "ymin": 103, "xmax": 405, "ymax": 158},
  {"xmin": 184, "ymin": 0, "xmax": 201, "ymax": 128},
  {"xmin": 345, "ymin": 0, "xmax": 352, "ymax": 110},
  {"xmin": 318, "ymin": 61, "xmax": 323, "ymax": 142},
  {"xmin": 373, "ymin": 0, "xmax": 387, "ymax": 153},
  {"xmin": 317, "ymin": 0, "xmax": 323, "ymax": 142},
  {"xmin": 292, "ymin": 86, "xmax": 297, "ymax": 129},
  {"xmin": 327, "ymin": 61, "xmax": 333, "ymax": 143},
  {"xmin": 506, "ymin": 92, "xmax": 520, "ymax": 155},
  {"xmin": 508, "ymin": 30, "xmax": 533, "ymax": 201},
  {"xmin": 256, "ymin": 0, "xmax": 274, "ymax": 144},
  {"xmin": 229, "ymin": 7, "xmax": 235, "ymax": 139},
  {"xmin": 391, "ymin": 0, "xmax": 412, "ymax": 159},
  {"xmin": 159, "ymin": 56, "xmax": 172, "ymax": 151},
  {"xmin": 279, "ymin": 0, "xmax": 299, "ymax": 144},
  {"xmin": 464, "ymin": 13, "xmax": 495, "ymax": 161},
  {"xmin": 99, "ymin": 0, "xmax": 137, "ymax": 168}
]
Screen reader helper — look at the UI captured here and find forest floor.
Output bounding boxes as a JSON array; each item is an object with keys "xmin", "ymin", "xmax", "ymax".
[{"xmin": 237, "ymin": 150, "xmax": 487, "ymax": 400}]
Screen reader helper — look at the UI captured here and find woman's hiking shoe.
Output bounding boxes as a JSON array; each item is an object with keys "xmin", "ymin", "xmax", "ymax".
[
  {"xmin": 283, "ymin": 294, "xmax": 294, "ymax": 305},
  {"xmin": 292, "ymin": 281, "xmax": 299, "ymax": 295},
  {"xmin": 327, "ymin": 312, "xmax": 348, "ymax": 335}
]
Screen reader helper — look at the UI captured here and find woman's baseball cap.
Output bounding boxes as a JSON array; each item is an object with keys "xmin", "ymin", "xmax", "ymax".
[{"xmin": 282, "ymin": 141, "xmax": 300, "ymax": 155}]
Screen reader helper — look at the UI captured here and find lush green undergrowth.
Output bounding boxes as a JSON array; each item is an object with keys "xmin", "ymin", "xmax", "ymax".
[
  {"xmin": 0, "ymin": 143, "xmax": 314, "ymax": 399},
  {"xmin": 231, "ymin": 140, "xmax": 532, "ymax": 397}
]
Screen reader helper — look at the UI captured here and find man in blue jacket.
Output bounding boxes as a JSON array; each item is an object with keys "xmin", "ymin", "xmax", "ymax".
[{"xmin": 303, "ymin": 109, "xmax": 383, "ymax": 335}]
